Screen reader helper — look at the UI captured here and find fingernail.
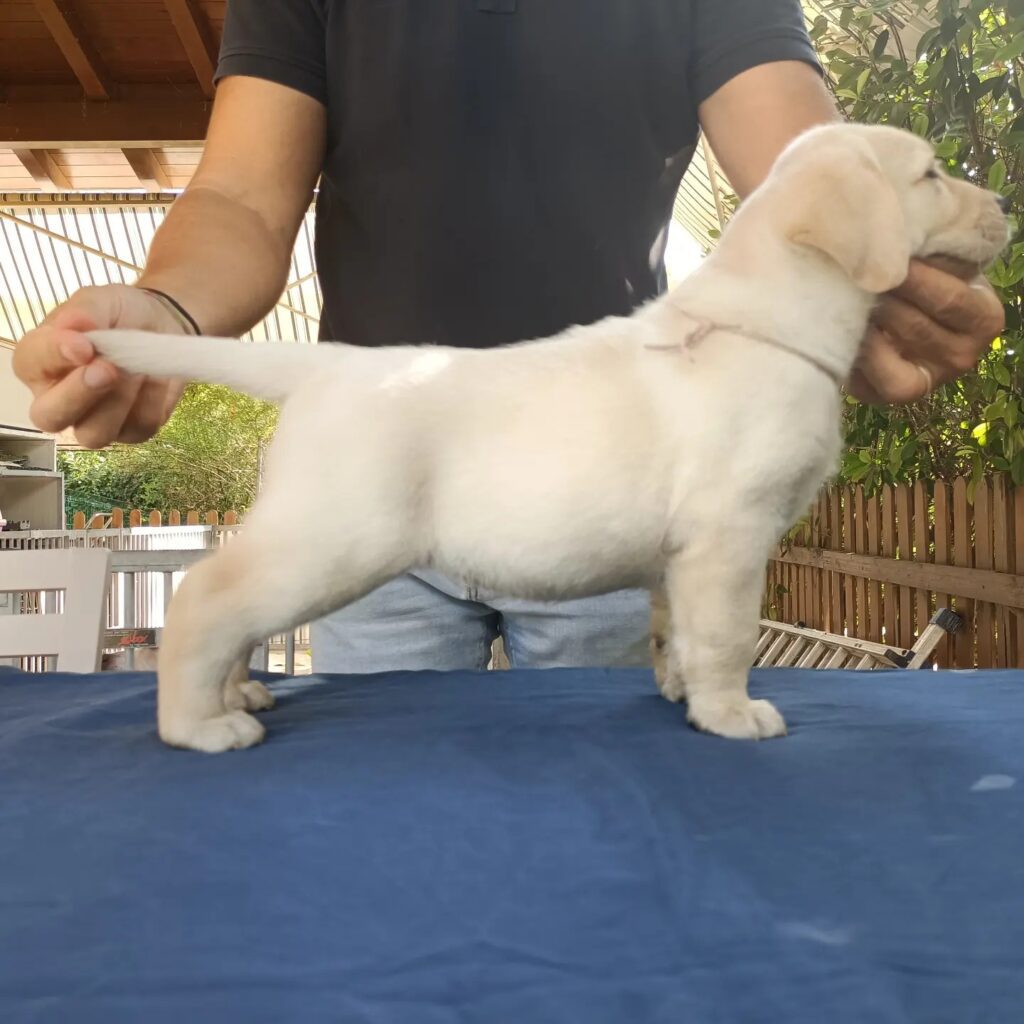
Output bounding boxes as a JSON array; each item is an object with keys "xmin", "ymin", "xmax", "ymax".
[
  {"xmin": 60, "ymin": 340, "xmax": 90, "ymax": 364},
  {"xmin": 83, "ymin": 363, "xmax": 115, "ymax": 388}
]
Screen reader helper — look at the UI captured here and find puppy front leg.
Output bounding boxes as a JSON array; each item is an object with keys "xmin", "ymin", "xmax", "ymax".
[{"xmin": 663, "ymin": 536, "xmax": 786, "ymax": 741}]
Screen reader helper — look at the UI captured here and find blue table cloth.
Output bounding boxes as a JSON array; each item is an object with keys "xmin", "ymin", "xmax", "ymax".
[{"xmin": 1, "ymin": 666, "xmax": 1023, "ymax": 1023}]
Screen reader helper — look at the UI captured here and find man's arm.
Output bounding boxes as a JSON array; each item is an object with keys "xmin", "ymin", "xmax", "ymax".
[
  {"xmin": 13, "ymin": 76, "xmax": 325, "ymax": 448},
  {"xmin": 138, "ymin": 76, "xmax": 326, "ymax": 336},
  {"xmin": 697, "ymin": 60, "xmax": 1004, "ymax": 404},
  {"xmin": 699, "ymin": 60, "xmax": 838, "ymax": 200}
]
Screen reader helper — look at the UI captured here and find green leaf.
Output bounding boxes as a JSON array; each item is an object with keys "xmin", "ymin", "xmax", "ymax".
[
  {"xmin": 911, "ymin": 112, "xmax": 930, "ymax": 136},
  {"xmin": 873, "ymin": 29, "xmax": 890, "ymax": 58},
  {"xmin": 989, "ymin": 158, "xmax": 1008, "ymax": 192},
  {"xmin": 995, "ymin": 37, "xmax": 1024, "ymax": 62},
  {"xmin": 916, "ymin": 26, "xmax": 941, "ymax": 60},
  {"xmin": 1013, "ymin": 451, "xmax": 1024, "ymax": 486},
  {"xmin": 976, "ymin": 73, "xmax": 1009, "ymax": 101},
  {"xmin": 993, "ymin": 360, "xmax": 1011, "ymax": 386}
]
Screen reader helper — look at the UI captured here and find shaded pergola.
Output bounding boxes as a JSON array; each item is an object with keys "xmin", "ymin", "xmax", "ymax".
[
  {"xmin": 0, "ymin": 194, "xmax": 321, "ymax": 345},
  {"xmin": 0, "ymin": 0, "xmax": 934, "ymax": 350}
]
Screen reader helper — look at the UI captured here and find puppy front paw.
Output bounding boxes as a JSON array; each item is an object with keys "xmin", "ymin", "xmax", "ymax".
[
  {"xmin": 160, "ymin": 710, "xmax": 266, "ymax": 753},
  {"xmin": 686, "ymin": 696, "xmax": 787, "ymax": 740}
]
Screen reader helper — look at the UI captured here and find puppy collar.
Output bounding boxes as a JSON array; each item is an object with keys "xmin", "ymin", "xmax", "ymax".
[{"xmin": 648, "ymin": 305, "xmax": 846, "ymax": 388}]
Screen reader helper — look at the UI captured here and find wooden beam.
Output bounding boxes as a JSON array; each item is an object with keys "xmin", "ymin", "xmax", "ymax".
[
  {"xmin": 31, "ymin": 0, "xmax": 114, "ymax": 101},
  {"xmin": 0, "ymin": 90, "xmax": 212, "ymax": 146},
  {"xmin": 0, "ymin": 192, "xmax": 181, "ymax": 208},
  {"xmin": 12, "ymin": 149, "xmax": 72, "ymax": 190},
  {"xmin": 164, "ymin": 0, "xmax": 219, "ymax": 99},
  {"xmin": 775, "ymin": 546, "xmax": 1024, "ymax": 612},
  {"xmin": 121, "ymin": 148, "xmax": 173, "ymax": 190}
]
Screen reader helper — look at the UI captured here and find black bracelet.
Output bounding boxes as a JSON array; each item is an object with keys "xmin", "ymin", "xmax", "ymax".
[{"xmin": 139, "ymin": 287, "xmax": 201, "ymax": 336}]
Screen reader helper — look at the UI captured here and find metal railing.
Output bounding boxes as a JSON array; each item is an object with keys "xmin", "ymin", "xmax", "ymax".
[{"xmin": 1, "ymin": 526, "xmax": 308, "ymax": 672}]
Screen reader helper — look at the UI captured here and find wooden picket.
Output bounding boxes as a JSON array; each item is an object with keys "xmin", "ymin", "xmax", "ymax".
[
  {"xmin": 71, "ymin": 508, "xmax": 240, "ymax": 530},
  {"xmin": 767, "ymin": 478, "xmax": 1024, "ymax": 669}
]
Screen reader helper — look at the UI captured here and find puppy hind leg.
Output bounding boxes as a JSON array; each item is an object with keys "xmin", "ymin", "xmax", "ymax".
[{"xmin": 157, "ymin": 538, "xmax": 395, "ymax": 753}]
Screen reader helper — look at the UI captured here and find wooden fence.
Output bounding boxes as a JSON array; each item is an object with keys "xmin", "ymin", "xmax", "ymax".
[
  {"xmin": 71, "ymin": 508, "xmax": 239, "ymax": 530},
  {"xmin": 59, "ymin": 493, "xmax": 1024, "ymax": 670},
  {"xmin": 766, "ymin": 478, "xmax": 1024, "ymax": 669}
]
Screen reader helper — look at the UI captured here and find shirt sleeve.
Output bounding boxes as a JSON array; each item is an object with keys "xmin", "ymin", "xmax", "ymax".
[
  {"xmin": 216, "ymin": 0, "xmax": 328, "ymax": 106},
  {"xmin": 690, "ymin": 1, "xmax": 822, "ymax": 106}
]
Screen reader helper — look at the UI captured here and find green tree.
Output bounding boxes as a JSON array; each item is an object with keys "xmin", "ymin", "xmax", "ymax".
[
  {"xmin": 60, "ymin": 383, "xmax": 277, "ymax": 523},
  {"xmin": 810, "ymin": 0, "xmax": 1024, "ymax": 491}
]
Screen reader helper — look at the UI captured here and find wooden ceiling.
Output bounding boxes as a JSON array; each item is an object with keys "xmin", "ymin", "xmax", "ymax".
[{"xmin": 0, "ymin": 1, "xmax": 222, "ymax": 191}]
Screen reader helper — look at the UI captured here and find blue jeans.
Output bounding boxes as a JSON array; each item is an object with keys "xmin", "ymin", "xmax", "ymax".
[{"xmin": 310, "ymin": 569, "xmax": 652, "ymax": 672}]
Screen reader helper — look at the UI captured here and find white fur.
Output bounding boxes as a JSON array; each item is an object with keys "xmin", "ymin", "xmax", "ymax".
[{"xmin": 89, "ymin": 124, "xmax": 1008, "ymax": 752}]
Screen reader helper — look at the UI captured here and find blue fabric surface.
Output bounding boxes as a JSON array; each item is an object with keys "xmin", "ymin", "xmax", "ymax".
[{"xmin": 1, "ymin": 666, "xmax": 1023, "ymax": 1023}]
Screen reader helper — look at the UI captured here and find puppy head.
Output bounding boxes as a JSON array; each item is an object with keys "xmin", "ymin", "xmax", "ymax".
[{"xmin": 764, "ymin": 123, "xmax": 1010, "ymax": 292}]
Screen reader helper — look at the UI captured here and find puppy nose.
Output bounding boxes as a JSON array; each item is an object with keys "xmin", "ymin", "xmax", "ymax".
[{"xmin": 997, "ymin": 194, "xmax": 1012, "ymax": 214}]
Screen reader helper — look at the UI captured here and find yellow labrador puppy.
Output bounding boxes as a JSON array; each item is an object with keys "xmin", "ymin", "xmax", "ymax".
[{"xmin": 91, "ymin": 124, "xmax": 1008, "ymax": 753}]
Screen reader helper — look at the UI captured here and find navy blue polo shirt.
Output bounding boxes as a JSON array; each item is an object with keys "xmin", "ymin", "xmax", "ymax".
[{"xmin": 217, "ymin": 1, "xmax": 819, "ymax": 348}]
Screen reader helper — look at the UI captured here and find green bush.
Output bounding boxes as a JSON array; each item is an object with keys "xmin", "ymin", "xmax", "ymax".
[{"xmin": 60, "ymin": 383, "xmax": 277, "ymax": 524}]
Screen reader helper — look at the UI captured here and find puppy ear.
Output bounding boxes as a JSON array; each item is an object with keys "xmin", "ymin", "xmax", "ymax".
[{"xmin": 784, "ymin": 139, "xmax": 910, "ymax": 293}]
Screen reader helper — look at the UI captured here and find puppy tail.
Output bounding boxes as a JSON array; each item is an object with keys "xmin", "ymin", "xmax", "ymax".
[{"xmin": 87, "ymin": 330, "xmax": 327, "ymax": 403}]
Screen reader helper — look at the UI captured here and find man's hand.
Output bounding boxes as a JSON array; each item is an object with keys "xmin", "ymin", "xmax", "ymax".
[
  {"xmin": 12, "ymin": 286, "xmax": 187, "ymax": 449},
  {"xmin": 849, "ymin": 257, "xmax": 1006, "ymax": 404}
]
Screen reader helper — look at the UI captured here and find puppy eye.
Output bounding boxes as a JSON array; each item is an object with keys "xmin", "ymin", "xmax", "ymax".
[{"xmin": 924, "ymin": 167, "xmax": 941, "ymax": 180}]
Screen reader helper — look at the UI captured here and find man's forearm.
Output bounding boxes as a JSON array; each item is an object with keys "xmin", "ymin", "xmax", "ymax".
[
  {"xmin": 699, "ymin": 61, "xmax": 839, "ymax": 199},
  {"xmin": 136, "ymin": 185, "xmax": 296, "ymax": 337}
]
